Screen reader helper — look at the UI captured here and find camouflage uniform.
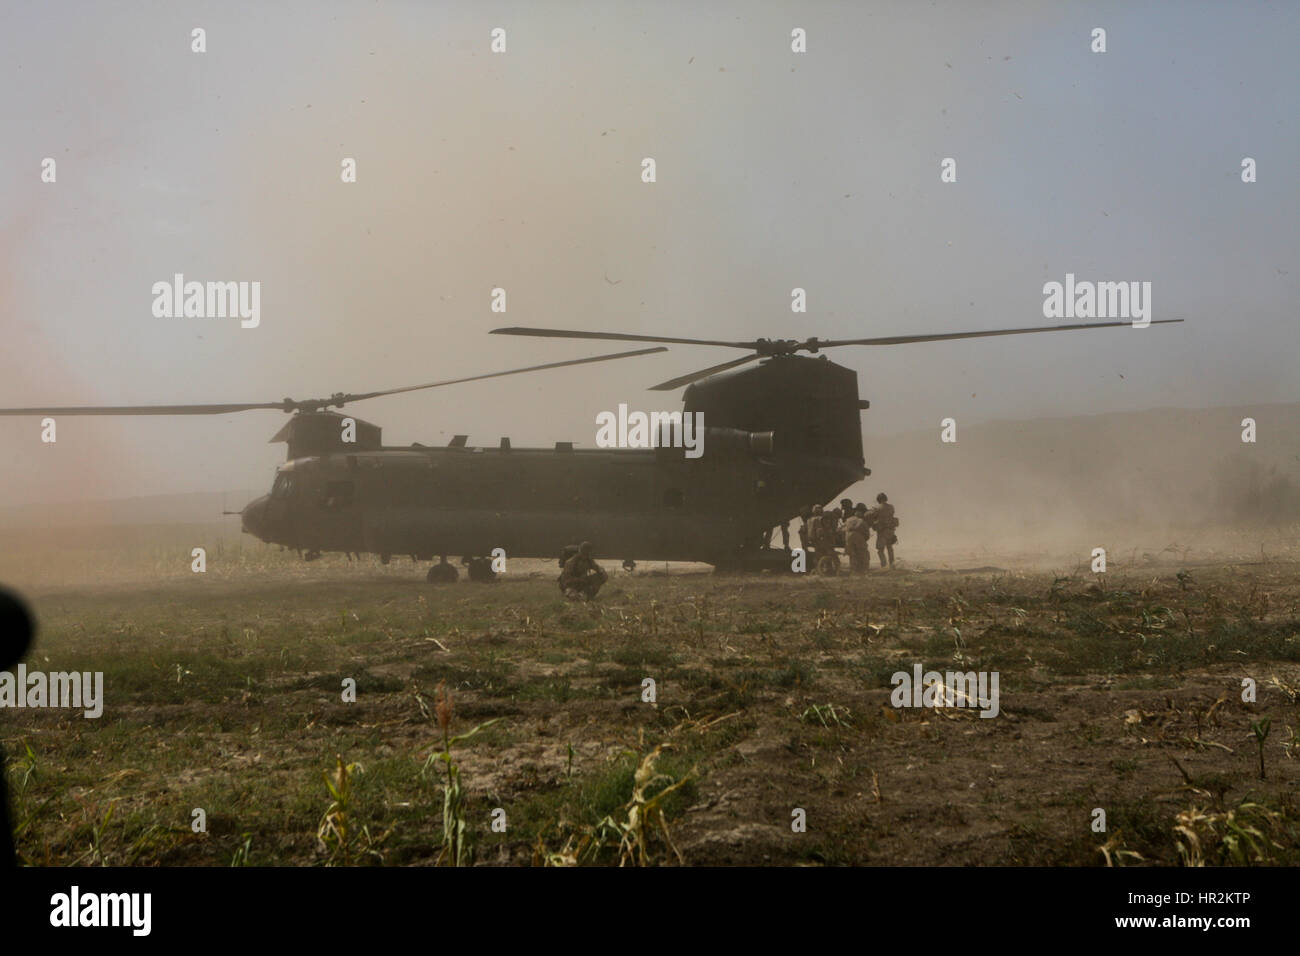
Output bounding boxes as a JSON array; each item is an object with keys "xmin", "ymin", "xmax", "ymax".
[
  {"xmin": 559, "ymin": 542, "xmax": 607, "ymax": 599},
  {"xmin": 870, "ymin": 496, "xmax": 898, "ymax": 568},
  {"xmin": 838, "ymin": 499, "xmax": 855, "ymax": 540},
  {"xmin": 843, "ymin": 507, "xmax": 871, "ymax": 574},
  {"xmin": 820, "ymin": 508, "xmax": 840, "ymax": 547},
  {"xmin": 815, "ymin": 505, "xmax": 841, "ymax": 574},
  {"xmin": 806, "ymin": 506, "xmax": 824, "ymax": 565}
]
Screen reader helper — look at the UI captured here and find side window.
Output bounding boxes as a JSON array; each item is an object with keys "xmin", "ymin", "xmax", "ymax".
[
  {"xmin": 320, "ymin": 480, "xmax": 356, "ymax": 511},
  {"xmin": 272, "ymin": 474, "xmax": 294, "ymax": 498}
]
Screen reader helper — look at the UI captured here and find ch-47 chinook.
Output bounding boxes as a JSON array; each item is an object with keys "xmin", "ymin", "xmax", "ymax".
[{"xmin": 1, "ymin": 318, "xmax": 1180, "ymax": 581}]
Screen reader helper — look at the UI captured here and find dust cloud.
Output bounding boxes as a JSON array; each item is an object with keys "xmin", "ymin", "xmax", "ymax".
[
  {"xmin": 0, "ymin": 3, "xmax": 1295, "ymax": 559},
  {"xmin": 847, "ymin": 402, "xmax": 1300, "ymax": 567}
]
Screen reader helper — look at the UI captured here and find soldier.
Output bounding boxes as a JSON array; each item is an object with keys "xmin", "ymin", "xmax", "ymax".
[
  {"xmin": 815, "ymin": 503, "xmax": 842, "ymax": 574},
  {"xmin": 796, "ymin": 507, "xmax": 812, "ymax": 554},
  {"xmin": 819, "ymin": 503, "xmax": 837, "ymax": 539},
  {"xmin": 856, "ymin": 499, "xmax": 873, "ymax": 543},
  {"xmin": 559, "ymin": 540, "xmax": 608, "ymax": 600},
  {"xmin": 870, "ymin": 493, "xmax": 899, "ymax": 568},
  {"xmin": 839, "ymin": 499, "xmax": 858, "ymax": 548},
  {"xmin": 843, "ymin": 502, "xmax": 871, "ymax": 574},
  {"xmin": 778, "ymin": 519, "xmax": 790, "ymax": 551},
  {"xmin": 826, "ymin": 504, "xmax": 845, "ymax": 550},
  {"xmin": 806, "ymin": 504, "xmax": 824, "ymax": 564}
]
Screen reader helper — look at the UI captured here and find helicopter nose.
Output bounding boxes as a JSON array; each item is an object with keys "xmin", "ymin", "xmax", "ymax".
[{"xmin": 241, "ymin": 495, "xmax": 271, "ymax": 541}]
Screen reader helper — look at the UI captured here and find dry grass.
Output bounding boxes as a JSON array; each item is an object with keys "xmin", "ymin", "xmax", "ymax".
[{"xmin": 4, "ymin": 523, "xmax": 1300, "ymax": 865}]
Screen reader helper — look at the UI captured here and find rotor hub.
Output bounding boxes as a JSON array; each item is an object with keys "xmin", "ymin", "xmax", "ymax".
[{"xmin": 755, "ymin": 338, "xmax": 803, "ymax": 357}]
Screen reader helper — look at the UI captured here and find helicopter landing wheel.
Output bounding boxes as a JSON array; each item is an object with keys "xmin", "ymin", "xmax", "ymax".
[
  {"xmin": 427, "ymin": 560, "xmax": 458, "ymax": 584},
  {"xmin": 816, "ymin": 555, "xmax": 841, "ymax": 576},
  {"xmin": 622, "ymin": 558, "xmax": 636, "ymax": 572},
  {"xmin": 464, "ymin": 556, "xmax": 498, "ymax": 583}
]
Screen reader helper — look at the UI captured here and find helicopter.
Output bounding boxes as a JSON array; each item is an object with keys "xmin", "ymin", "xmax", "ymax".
[{"xmin": 1, "ymin": 318, "xmax": 1180, "ymax": 581}]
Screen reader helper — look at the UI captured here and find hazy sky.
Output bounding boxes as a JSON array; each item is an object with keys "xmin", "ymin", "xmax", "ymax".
[{"xmin": 2, "ymin": 1, "xmax": 1296, "ymax": 504}]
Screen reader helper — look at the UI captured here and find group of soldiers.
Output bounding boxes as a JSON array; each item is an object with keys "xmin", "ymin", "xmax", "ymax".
[{"xmin": 795, "ymin": 493, "xmax": 899, "ymax": 574}]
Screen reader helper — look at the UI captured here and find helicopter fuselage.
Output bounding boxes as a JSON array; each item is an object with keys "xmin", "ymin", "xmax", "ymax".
[
  {"xmin": 239, "ymin": 354, "xmax": 871, "ymax": 567},
  {"xmin": 240, "ymin": 436, "xmax": 866, "ymax": 565}
]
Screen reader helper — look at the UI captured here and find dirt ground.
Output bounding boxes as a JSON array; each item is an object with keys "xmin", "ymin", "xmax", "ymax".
[{"xmin": 3, "ymin": 532, "xmax": 1299, "ymax": 866}]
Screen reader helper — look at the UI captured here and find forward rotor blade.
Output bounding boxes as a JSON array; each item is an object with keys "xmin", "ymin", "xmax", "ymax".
[
  {"xmin": 493, "ymin": 326, "xmax": 757, "ymax": 349},
  {"xmin": 0, "ymin": 348, "xmax": 668, "ymax": 417},
  {"xmin": 648, "ymin": 354, "xmax": 763, "ymax": 391},
  {"xmin": 818, "ymin": 318, "xmax": 1183, "ymax": 348},
  {"xmin": 335, "ymin": 346, "xmax": 669, "ymax": 404},
  {"xmin": 0, "ymin": 402, "xmax": 289, "ymax": 416}
]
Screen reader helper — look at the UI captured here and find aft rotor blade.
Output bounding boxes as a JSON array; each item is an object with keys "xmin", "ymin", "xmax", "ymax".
[
  {"xmin": 649, "ymin": 353, "xmax": 763, "ymax": 391},
  {"xmin": 337, "ymin": 346, "xmax": 669, "ymax": 404},
  {"xmin": 818, "ymin": 318, "xmax": 1183, "ymax": 348},
  {"xmin": 0, "ymin": 401, "xmax": 289, "ymax": 416},
  {"xmin": 493, "ymin": 326, "xmax": 757, "ymax": 349}
]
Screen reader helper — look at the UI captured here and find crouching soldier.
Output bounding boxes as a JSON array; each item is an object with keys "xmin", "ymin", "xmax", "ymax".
[{"xmin": 559, "ymin": 541, "xmax": 608, "ymax": 600}]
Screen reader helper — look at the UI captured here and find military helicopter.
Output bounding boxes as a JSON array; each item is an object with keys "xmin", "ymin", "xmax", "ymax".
[{"xmin": 1, "ymin": 318, "xmax": 1180, "ymax": 581}]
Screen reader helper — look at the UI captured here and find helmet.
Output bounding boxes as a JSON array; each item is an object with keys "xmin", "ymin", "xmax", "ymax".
[
  {"xmin": 579, "ymin": 541, "xmax": 593, "ymax": 555},
  {"xmin": 855, "ymin": 503, "xmax": 867, "ymax": 513},
  {"xmin": 876, "ymin": 493, "xmax": 888, "ymax": 503},
  {"xmin": 811, "ymin": 504, "xmax": 823, "ymax": 515}
]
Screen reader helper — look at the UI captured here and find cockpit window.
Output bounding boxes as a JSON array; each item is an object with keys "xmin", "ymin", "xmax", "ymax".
[{"xmin": 271, "ymin": 474, "xmax": 294, "ymax": 498}]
